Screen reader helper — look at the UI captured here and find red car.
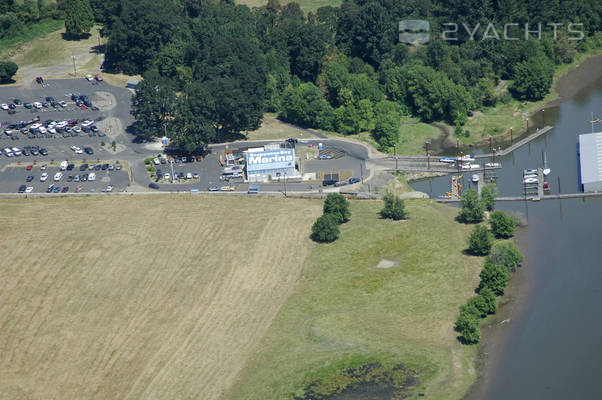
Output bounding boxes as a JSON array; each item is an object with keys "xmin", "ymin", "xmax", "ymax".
[{"xmin": 26, "ymin": 165, "xmax": 33, "ymax": 171}]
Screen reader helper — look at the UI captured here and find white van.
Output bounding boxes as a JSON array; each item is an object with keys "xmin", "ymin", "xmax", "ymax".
[
  {"xmin": 88, "ymin": 172, "xmax": 96, "ymax": 181},
  {"xmin": 60, "ymin": 160, "xmax": 68, "ymax": 171},
  {"xmin": 54, "ymin": 172, "xmax": 63, "ymax": 181}
]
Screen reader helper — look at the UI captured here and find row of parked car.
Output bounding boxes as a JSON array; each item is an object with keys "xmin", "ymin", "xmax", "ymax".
[
  {"xmin": 1, "ymin": 94, "xmax": 97, "ymax": 115},
  {"xmin": 3, "ymin": 145, "xmax": 49, "ymax": 157}
]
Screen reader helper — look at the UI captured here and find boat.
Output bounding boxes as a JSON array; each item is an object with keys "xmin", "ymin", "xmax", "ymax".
[
  {"xmin": 543, "ymin": 182, "xmax": 550, "ymax": 191},
  {"xmin": 523, "ymin": 173, "xmax": 538, "ymax": 179},
  {"xmin": 485, "ymin": 162, "xmax": 500, "ymax": 168},
  {"xmin": 543, "ymin": 168, "xmax": 551, "ymax": 176},
  {"xmin": 523, "ymin": 177, "xmax": 538, "ymax": 184},
  {"xmin": 590, "ymin": 119, "xmax": 600, "ymax": 124},
  {"xmin": 471, "ymin": 174, "xmax": 479, "ymax": 183},
  {"xmin": 439, "ymin": 157, "xmax": 455, "ymax": 163},
  {"xmin": 524, "ymin": 168, "xmax": 538, "ymax": 174}
]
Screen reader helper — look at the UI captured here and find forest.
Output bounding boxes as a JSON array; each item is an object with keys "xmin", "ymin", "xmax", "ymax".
[{"xmin": 91, "ymin": 0, "xmax": 601, "ymax": 151}]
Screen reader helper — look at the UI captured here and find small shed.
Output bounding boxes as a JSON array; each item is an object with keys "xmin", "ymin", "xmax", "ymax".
[{"xmin": 126, "ymin": 78, "xmax": 140, "ymax": 89}]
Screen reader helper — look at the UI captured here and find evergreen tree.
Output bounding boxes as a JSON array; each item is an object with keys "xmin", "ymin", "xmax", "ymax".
[
  {"xmin": 380, "ymin": 192, "xmax": 407, "ymax": 220},
  {"xmin": 480, "ymin": 183, "xmax": 497, "ymax": 211},
  {"xmin": 323, "ymin": 193, "xmax": 351, "ymax": 224},
  {"xmin": 63, "ymin": 0, "xmax": 94, "ymax": 37},
  {"xmin": 457, "ymin": 190, "xmax": 484, "ymax": 223},
  {"xmin": 478, "ymin": 262, "xmax": 511, "ymax": 296},
  {"xmin": 0, "ymin": 61, "xmax": 18, "ymax": 82},
  {"xmin": 311, "ymin": 213, "xmax": 340, "ymax": 243}
]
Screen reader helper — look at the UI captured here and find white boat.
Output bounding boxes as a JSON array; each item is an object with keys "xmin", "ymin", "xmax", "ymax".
[
  {"xmin": 469, "ymin": 164, "xmax": 481, "ymax": 170},
  {"xmin": 524, "ymin": 168, "xmax": 538, "ymax": 174},
  {"xmin": 485, "ymin": 162, "xmax": 500, "ymax": 168},
  {"xmin": 471, "ymin": 174, "xmax": 479, "ymax": 183},
  {"xmin": 543, "ymin": 168, "xmax": 551, "ymax": 176},
  {"xmin": 523, "ymin": 173, "xmax": 538, "ymax": 179},
  {"xmin": 523, "ymin": 177, "xmax": 538, "ymax": 184}
]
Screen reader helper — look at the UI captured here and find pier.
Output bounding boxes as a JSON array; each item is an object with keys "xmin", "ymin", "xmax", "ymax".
[{"xmin": 474, "ymin": 126, "xmax": 554, "ymax": 159}]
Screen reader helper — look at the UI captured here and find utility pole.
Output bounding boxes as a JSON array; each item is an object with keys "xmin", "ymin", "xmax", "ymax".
[
  {"xmin": 425, "ymin": 141, "xmax": 430, "ymax": 169},
  {"xmin": 393, "ymin": 144, "xmax": 397, "ymax": 170},
  {"xmin": 284, "ymin": 171, "xmax": 287, "ymax": 197}
]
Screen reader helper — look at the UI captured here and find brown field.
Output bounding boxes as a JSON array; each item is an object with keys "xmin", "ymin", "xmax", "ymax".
[{"xmin": 0, "ymin": 195, "xmax": 321, "ymax": 400}]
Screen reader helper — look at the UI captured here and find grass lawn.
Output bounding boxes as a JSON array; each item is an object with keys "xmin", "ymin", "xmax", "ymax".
[
  {"xmin": 0, "ymin": 19, "xmax": 64, "ymax": 58},
  {"xmin": 237, "ymin": 0, "xmax": 341, "ymax": 13},
  {"xmin": 227, "ymin": 199, "xmax": 483, "ymax": 399},
  {"xmin": 0, "ymin": 195, "xmax": 321, "ymax": 400},
  {"xmin": 347, "ymin": 117, "xmax": 442, "ymax": 156},
  {"xmin": 245, "ymin": 114, "xmax": 318, "ymax": 140}
]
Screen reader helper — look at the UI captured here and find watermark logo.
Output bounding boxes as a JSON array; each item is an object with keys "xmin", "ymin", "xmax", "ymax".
[
  {"xmin": 399, "ymin": 21, "xmax": 584, "ymax": 43},
  {"xmin": 399, "ymin": 20, "xmax": 430, "ymax": 44}
]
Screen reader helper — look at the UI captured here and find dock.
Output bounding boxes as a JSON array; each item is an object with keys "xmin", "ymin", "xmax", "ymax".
[{"xmin": 474, "ymin": 126, "xmax": 554, "ymax": 159}]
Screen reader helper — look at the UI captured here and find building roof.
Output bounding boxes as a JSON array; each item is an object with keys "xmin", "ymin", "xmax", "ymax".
[
  {"xmin": 579, "ymin": 132, "xmax": 602, "ymax": 185},
  {"xmin": 245, "ymin": 148, "xmax": 295, "ymax": 173},
  {"xmin": 126, "ymin": 78, "xmax": 141, "ymax": 86}
]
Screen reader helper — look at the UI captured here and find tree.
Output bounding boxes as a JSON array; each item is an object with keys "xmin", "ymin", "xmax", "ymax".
[
  {"xmin": 478, "ymin": 262, "xmax": 511, "ymax": 296},
  {"xmin": 380, "ymin": 192, "xmax": 407, "ymax": 220},
  {"xmin": 323, "ymin": 193, "xmax": 351, "ymax": 224},
  {"xmin": 455, "ymin": 309, "xmax": 481, "ymax": 344},
  {"xmin": 279, "ymin": 82, "xmax": 334, "ymax": 129},
  {"xmin": 510, "ymin": 58, "xmax": 554, "ymax": 101},
  {"xmin": 489, "ymin": 211, "xmax": 517, "ymax": 239},
  {"xmin": 130, "ymin": 71, "xmax": 177, "ymax": 140},
  {"xmin": 468, "ymin": 225, "xmax": 492, "ymax": 256},
  {"xmin": 311, "ymin": 213, "xmax": 340, "ymax": 243},
  {"xmin": 0, "ymin": 61, "xmax": 18, "ymax": 82},
  {"xmin": 63, "ymin": 0, "xmax": 94, "ymax": 37},
  {"xmin": 477, "ymin": 287, "xmax": 498, "ymax": 314},
  {"xmin": 457, "ymin": 190, "xmax": 484, "ymax": 223},
  {"xmin": 464, "ymin": 297, "xmax": 488, "ymax": 318},
  {"xmin": 480, "ymin": 183, "xmax": 497, "ymax": 211},
  {"xmin": 488, "ymin": 241, "xmax": 523, "ymax": 272}
]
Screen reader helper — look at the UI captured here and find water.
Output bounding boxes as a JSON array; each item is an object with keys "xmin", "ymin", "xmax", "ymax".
[{"xmin": 411, "ymin": 75, "xmax": 602, "ymax": 399}]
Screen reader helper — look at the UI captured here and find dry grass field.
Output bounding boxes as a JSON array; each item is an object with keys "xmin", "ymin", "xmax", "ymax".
[{"xmin": 0, "ymin": 195, "xmax": 321, "ymax": 400}]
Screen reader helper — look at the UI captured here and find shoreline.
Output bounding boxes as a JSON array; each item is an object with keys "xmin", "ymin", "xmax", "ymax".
[{"xmin": 460, "ymin": 53, "xmax": 602, "ymax": 399}]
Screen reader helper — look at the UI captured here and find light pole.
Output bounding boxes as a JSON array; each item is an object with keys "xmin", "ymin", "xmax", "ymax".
[{"xmin": 71, "ymin": 55, "xmax": 76, "ymax": 76}]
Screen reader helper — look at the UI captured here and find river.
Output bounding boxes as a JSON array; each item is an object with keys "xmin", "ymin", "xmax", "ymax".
[{"xmin": 410, "ymin": 62, "xmax": 602, "ymax": 399}]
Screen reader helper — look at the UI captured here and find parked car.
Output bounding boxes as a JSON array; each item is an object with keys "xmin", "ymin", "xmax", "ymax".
[
  {"xmin": 149, "ymin": 183, "xmax": 160, "ymax": 190},
  {"xmin": 348, "ymin": 177, "xmax": 361, "ymax": 184},
  {"xmin": 54, "ymin": 172, "xmax": 63, "ymax": 181},
  {"xmin": 40, "ymin": 173, "xmax": 48, "ymax": 182},
  {"xmin": 26, "ymin": 175, "xmax": 34, "ymax": 182},
  {"xmin": 18, "ymin": 185, "xmax": 26, "ymax": 193},
  {"xmin": 208, "ymin": 186, "xmax": 220, "ymax": 191},
  {"xmin": 88, "ymin": 172, "xmax": 96, "ymax": 181},
  {"xmin": 46, "ymin": 184, "xmax": 54, "ymax": 193},
  {"xmin": 24, "ymin": 102, "xmax": 32, "ymax": 109},
  {"xmin": 25, "ymin": 186, "xmax": 33, "ymax": 193}
]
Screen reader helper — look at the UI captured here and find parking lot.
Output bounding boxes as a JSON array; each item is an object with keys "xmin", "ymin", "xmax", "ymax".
[{"xmin": 3, "ymin": 163, "xmax": 129, "ymax": 194}]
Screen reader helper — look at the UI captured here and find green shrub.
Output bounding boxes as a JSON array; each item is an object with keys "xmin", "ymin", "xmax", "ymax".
[
  {"xmin": 481, "ymin": 184, "xmax": 497, "ymax": 211},
  {"xmin": 311, "ymin": 213, "xmax": 340, "ymax": 243},
  {"xmin": 489, "ymin": 211, "xmax": 517, "ymax": 239},
  {"xmin": 455, "ymin": 309, "xmax": 482, "ymax": 344},
  {"xmin": 380, "ymin": 192, "xmax": 407, "ymax": 220},
  {"xmin": 468, "ymin": 225, "xmax": 492, "ymax": 256},
  {"xmin": 465, "ymin": 296, "xmax": 489, "ymax": 318},
  {"xmin": 478, "ymin": 286, "xmax": 498, "ymax": 314},
  {"xmin": 488, "ymin": 241, "xmax": 523, "ymax": 272},
  {"xmin": 457, "ymin": 190, "xmax": 484, "ymax": 223},
  {"xmin": 478, "ymin": 262, "xmax": 511, "ymax": 296},
  {"xmin": 323, "ymin": 193, "xmax": 351, "ymax": 224}
]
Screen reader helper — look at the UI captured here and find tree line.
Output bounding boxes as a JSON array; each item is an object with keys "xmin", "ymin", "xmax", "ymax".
[
  {"xmin": 0, "ymin": 0, "xmax": 64, "ymax": 41},
  {"xmin": 89, "ymin": 0, "xmax": 601, "ymax": 152}
]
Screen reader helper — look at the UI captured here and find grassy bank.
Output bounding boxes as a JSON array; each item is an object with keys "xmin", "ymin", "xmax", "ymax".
[
  {"xmin": 0, "ymin": 18, "xmax": 64, "ymax": 57},
  {"xmin": 462, "ymin": 43, "xmax": 602, "ymax": 145},
  {"xmin": 227, "ymin": 199, "xmax": 483, "ymax": 400}
]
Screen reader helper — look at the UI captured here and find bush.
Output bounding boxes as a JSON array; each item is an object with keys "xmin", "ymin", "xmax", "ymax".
[
  {"xmin": 489, "ymin": 211, "xmax": 517, "ymax": 239},
  {"xmin": 488, "ymin": 241, "xmax": 523, "ymax": 272},
  {"xmin": 455, "ymin": 309, "xmax": 482, "ymax": 344},
  {"xmin": 468, "ymin": 225, "xmax": 492, "ymax": 256},
  {"xmin": 457, "ymin": 189, "xmax": 484, "ymax": 223},
  {"xmin": 311, "ymin": 213, "xmax": 340, "ymax": 243},
  {"xmin": 480, "ymin": 184, "xmax": 497, "ymax": 211},
  {"xmin": 323, "ymin": 193, "xmax": 351, "ymax": 224},
  {"xmin": 478, "ymin": 261, "xmax": 510, "ymax": 296},
  {"xmin": 0, "ymin": 61, "xmax": 18, "ymax": 82},
  {"xmin": 462, "ymin": 300, "xmax": 487, "ymax": 318},
  {"xmin": 380, "ymin": 192, "xmax": 407, "ymax": 220},
  {"xmin": 478, "ymin": 286, "xmax": 498, "ymax": 314}
]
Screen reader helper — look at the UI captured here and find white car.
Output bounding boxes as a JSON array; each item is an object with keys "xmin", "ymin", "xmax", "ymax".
[
  {"xmin": 40, "ymin": 164, "xmax": 47, "ymax": 170},
  {"xmin": 39, "ymin": 126, "xmax": 47, "ymax": 134},
  {"xmin": 186, "ymin": 172, "xmax": 193, "ymax": 180},
  {"xmin": 11, "ymin": 147, "xmax": 22, "ymax": 156},
  {"xmin": 40, "ymin": 173, "xmax": 49, "ymax": 182},
  {"xmin": 25, "ymin": 186, "xmax": 33, "ymax": 193},
  {"xmin": 54, "ymin": 172, "xmax": 63, "ymax": 181},
  {"xmin": 153, "ymin": 158, "xmax": 160, "ymax": 165},
  {"xmin": 70, "ymin": 146, "xmax": 83, "ymax": 154},
  {"xmin": 73, "ymin": 126, "xmax": 82, "ymax": 133},
  {"xmin": 49, "ymin": 128, "xmax": 57, "ymax": 134},
  {"xmin": 88, "ymin": 172, "xmax": 96, "ymax": 181},
  {"xmin": 86, "ymin": 74, "xmax": 93, "ymax": 81},
  {"xmin": 81, "ymin": 120, "xmax": 94, "ymax": 127},
  {"xmin": 0, "ymin": 103, "xmax": 8, "ymax": 110},
  {"xmin": 59, "ymin": 101, "xmax": 67, "ymax": 108},
  {"xmin": 33, "ymin": 102, "xmax": 42, "ymax": 109},
  {"xmin": 164, "ymin": 173, "xmax": 170, "ymax": 180},
  {"xmin": 105, "ymin": 185, "xmax": 113, "ymax": 192}
]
